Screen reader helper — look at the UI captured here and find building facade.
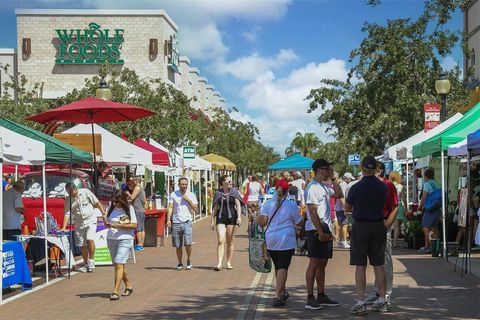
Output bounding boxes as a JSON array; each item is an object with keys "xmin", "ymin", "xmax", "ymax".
[
  {"xmin": 465, "ymin": 0, "xmax": 480, "ymax": 106},
  {"xmin": 0, "ymin": 9, "xmax": 226, "ymax": 113}
]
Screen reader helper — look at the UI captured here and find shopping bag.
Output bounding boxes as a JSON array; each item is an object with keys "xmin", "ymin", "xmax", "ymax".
[{"xmin": 248, "ymin": 220, "xmax": 271, "ymax": 273}]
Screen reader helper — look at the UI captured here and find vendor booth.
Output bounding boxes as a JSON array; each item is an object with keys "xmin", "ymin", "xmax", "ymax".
[
  {"xmin": 62, "ymin": 124, "xmax": 153, "ymax": 166},
  {"xmin": 413, "ymin": 102, "xmax": 480, "ymax": 259},
  {"xmin": 1, "ymin": 126, "xmax": 46, "ymax": 303},
  {"xmin": 268, "ymin": 154, "xmax": 314, "ymax": 171}
]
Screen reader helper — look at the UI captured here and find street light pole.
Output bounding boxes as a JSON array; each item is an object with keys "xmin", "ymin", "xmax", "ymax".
[{"xmin": 435, "ymin": 73, "xmax": 451, "ymax": 123}]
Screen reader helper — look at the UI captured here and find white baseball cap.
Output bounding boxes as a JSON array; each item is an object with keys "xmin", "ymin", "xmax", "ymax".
[{"xmin": 343, "ymin": 172, "xmax": 355, "ymax": 180}]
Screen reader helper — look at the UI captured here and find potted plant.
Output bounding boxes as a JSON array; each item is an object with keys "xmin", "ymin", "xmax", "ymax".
[{"xmin": 402, "ymin": 212, "xmax": 425, "ymax": 249}]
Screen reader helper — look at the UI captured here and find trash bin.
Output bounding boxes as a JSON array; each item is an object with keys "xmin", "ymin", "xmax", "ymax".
[
  {"xmin": 144, "ymin": 214, "xmax": 158, "ymax": 247},
  {"xmin": 431, "ymin": 239, "xmax": 441, "ymax": 257}
]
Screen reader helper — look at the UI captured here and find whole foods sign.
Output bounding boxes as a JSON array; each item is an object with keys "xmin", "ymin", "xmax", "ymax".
[{"xmin": 55, "ymin": 22, "xmax": 124, "ymax": 65}]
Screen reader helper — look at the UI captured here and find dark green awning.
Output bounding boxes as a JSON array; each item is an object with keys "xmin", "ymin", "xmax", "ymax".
[{"xmin": 0, "ymin": 118, "xmax": 92, "ymax": 164}]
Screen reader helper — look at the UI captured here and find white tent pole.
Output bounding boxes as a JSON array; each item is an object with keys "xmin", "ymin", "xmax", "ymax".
[
  {"xmin": 406, "ymin": 159, "xmax": 410, "ymax": 207},
  {"xmin": 43, "ymin": 165, "xmax": 49, "ymax": 282},
  {"xmin": 204, "ymin": 170, "xmax": 208, "ymax": 217},
  {"xmin": 15, "ymin": 165, "xmax": 18, "ymax": 181},
  {"xmin": 441, "ymin": 150, "xmax": 447, "ymax": 260},
  {"xmin": 0, "ymin": 137, "xmax": 4, "ymax": 304}
]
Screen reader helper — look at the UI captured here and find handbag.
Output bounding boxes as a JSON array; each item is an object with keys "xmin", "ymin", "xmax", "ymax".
[{"xmin": 248, "ymin": 199, "xmax": 285, "ymax": 273}]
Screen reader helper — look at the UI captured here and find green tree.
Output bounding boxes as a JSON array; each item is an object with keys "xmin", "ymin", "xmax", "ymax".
[
  {"xmin": 307, "ymin": 1, "xmax": 471, "ymax": 157},
  {"xmin": 285, "ymin": 132, "xmax": 323, "ymax": 158}
]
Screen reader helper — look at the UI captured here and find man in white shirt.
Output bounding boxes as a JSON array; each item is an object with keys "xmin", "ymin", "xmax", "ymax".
[
  {"xmin": 2, "ymin": 181, "xmax": 25, "ymax": 241},
  {"xmin": 167, "ymin": 177, "xmax": 198, "ymax": 271},
  {"xmin": 61, "ymin": 182, "xmax": 106, "ymax": 273},
  {"xmin": 336, "ymin": 172, "xmax": 355, "ymax": 248},
  {"xmin": 304, "ymin": 159, "xmax": 343, "ymax": 310}
]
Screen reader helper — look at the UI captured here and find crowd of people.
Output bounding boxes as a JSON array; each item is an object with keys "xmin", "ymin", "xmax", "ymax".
[{"xmin": 4, "ymin": 155, "xmax": 474, "ymax": 312}]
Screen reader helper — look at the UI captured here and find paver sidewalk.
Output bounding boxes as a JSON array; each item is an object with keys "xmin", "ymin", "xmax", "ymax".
[{"xmin": 1, "ymin": 218, "xmax": 479, "ymax": 320}]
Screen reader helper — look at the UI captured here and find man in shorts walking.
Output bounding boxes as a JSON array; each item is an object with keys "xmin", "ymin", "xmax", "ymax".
[
  {"xmin": 304, "ymin": 159, "xmax": 343, "ymax": 310},
  {"xmin": 61, "ymin": 182, "xmax": 107, "ymax": 273},
  {"xmin": 345, "ymin": 156, "xmax": 388, "ymax": 314},
  {"xmin": 167, "ymin": 177, "xmax": 198, "ymax": 270}
]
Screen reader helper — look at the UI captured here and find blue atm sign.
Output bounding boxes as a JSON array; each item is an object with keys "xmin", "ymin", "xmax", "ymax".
[{"xmin": 348, "ymin": 154, "xmax": 361, "ymax": 166}]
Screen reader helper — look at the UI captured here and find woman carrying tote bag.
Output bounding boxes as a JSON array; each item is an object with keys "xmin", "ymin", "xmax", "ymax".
[{"xmin": 257, "ymin": 179, "xmax": 303, "ymax": 308}]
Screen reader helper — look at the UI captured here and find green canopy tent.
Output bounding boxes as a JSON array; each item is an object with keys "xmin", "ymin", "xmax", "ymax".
[
  {"xmin": 412, "ymin": 101, "xmax": 480, "ymax": 259},
  {"xmin": 0, "ymin": 118, "xmax": 92, "ymax": 164},
  {"xmin": 0, "ymin": 118, "xmax": 92, "ymax": 280}
]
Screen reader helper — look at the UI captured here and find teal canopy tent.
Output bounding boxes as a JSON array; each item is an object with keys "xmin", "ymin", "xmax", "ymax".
[{"xmin": 268, "ymin": 154, "xmax": 314, "ymax": 171}]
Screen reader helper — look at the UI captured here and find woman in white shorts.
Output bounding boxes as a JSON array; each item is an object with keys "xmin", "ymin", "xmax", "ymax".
[{"xmin": 105, "ymin": 190, "xmax": 137, "ymax": 301}]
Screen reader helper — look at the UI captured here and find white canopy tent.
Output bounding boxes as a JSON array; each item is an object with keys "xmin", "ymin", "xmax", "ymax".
[
  {"xmin": 447, "ymin": 138, "xmax": 468, "ymax": 157},
  {"xmin": 63, "ymin": 124, "xmax": 153, "ymax": 166},
  {"xmin": 1, "ymin": 127, "xmax": 46, "ymax": 303},
  {"xmin": 387, "ymin": 113, "xmax": 463, "ymax": 161}
]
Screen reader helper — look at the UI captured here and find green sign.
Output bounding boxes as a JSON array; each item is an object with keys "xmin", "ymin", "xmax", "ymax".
[
  {"xmin": 55, "ymin": 22, "xmax": 124, "ymax": 65},
  {"xmin": 183, "ymin": 146, "xmax": 196, "ymax": 159}
]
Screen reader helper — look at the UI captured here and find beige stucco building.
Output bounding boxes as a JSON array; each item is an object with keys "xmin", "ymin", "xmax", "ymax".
[
  {"xmin": 465, "ymin": 0, "xmax": 480, "ymax": 106},
  {"xmin": 0, "ymin": 9, "xmax": 226, "ymax": 112}
]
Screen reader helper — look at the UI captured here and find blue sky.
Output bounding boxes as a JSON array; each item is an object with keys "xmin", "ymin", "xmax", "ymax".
[{"xmin": 0, "ymin": 0, "xmax": 464, "ymax": 154}]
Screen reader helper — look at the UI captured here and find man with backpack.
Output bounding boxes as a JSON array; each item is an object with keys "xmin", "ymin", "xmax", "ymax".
[{"xmin": 417, "ymin": 167, "xmax": 442, "ymax": 254}]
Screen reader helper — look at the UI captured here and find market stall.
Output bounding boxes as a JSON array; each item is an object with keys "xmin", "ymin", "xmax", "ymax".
[
  {"xmin": 62, "ymin": 124, "xmax": 153, "ymax": 166},
  {"xmin": 413, "ymin": 101, "xmax": 480, "ymax": 258},
  {"xmin": 1, "ymin": 125, "xmax": 45, "ymax": 303},
  {"xmin": 268, "ymin": 154, "xmax": 313, "ymax": 171}
]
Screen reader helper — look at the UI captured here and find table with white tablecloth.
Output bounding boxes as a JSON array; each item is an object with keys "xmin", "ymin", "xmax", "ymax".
[{"xmin": 16, "ymin": 235, "xmax": 75, "ymax": 267}]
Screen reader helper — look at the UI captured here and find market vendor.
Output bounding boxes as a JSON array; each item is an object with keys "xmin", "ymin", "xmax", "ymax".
[
  {"xmin": 2, "ymin": 181, "xmax": 25, "ymax": 241},
  {"xmin": 59, "ymin": 182, "xmax": 106, "ymax": 273}
]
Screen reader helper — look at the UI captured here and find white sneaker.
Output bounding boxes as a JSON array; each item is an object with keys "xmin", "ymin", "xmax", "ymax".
[
  {"xmin": 77, "ymin": 266, "xmax": 89, "ymax": 273},
  {"xmin": 337, "ymin": 242, "xmax": 345, "ymax": 248},
  {"xmin": 87, "ymin": 259, "xmax": 95, "ymax": 270},
  {"xmin": 342, "ymin": 241, "xmax": 351, "ymax": 249},
  {"xmin": 364, "ymin": 293, "xmax": 379, "ymax": 305}
]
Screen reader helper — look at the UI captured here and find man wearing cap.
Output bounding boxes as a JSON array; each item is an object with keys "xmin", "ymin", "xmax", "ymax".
[
  {"xmin": 336, "ymin": 173, "xmax": 355, "ymax": 249},
  {"xmin": 303, "ymin": 159, "xmax": 343, "ymax": 310},
  {"xmin": 362, "ymin": 161, "xmax": 398, "ymax": 307},
  {"xmin": 345, "ymin": 156, "xmax": 388, "ymax": 314}
]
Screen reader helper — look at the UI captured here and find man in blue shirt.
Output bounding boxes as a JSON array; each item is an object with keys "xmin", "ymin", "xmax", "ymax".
[{"xmin": 345, "ymin": 155, "xmax": 388, "ymax": 315}]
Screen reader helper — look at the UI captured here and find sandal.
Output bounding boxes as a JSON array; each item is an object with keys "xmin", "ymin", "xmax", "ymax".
[
  {"xmin": 213, "ymin": 266, "xmax": 222, "ymax": 271},
  {"xmin": 226, "ymin": 265, "xmax": 234, "ymax": 270},
  {"xmin": 122, "ymin": 288, "xmax": 133, "ymax": 296},
  {"xmin": 110, "ymin": 293, "xmax": 120, "ymax": 301}
]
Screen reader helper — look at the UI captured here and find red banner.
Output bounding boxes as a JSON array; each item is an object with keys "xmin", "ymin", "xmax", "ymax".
[{"xmin": 424, "ymin": 103, "xmax": 441, "ymax": 132}]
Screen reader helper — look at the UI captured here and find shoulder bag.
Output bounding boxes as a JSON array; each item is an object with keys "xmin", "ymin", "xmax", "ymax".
[{"xmin": 248, "ymin": 199, "xmax": 285, "ymax": 273}]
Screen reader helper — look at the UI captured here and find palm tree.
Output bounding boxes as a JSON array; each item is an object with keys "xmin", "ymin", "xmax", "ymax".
[{"xmin": 285, "ymin": 132, "xmax": 323, "ymax": 158}]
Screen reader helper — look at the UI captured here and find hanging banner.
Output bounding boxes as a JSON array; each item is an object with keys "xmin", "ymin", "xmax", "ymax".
[{"xmin": 424, "ymin": 103, "xmax": 441, "ymax": 132}]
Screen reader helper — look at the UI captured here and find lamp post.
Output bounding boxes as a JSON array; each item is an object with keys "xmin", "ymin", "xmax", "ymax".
[
  {"xmin": 96, "ymin": 77, "xmax": 112, "ymax": 101},
  {"xmin": 435, "ymin": 73, "xmax": 451, "ymax": 122}
]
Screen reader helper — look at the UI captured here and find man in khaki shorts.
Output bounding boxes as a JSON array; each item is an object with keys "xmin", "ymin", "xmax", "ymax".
[{"xmin": 61, "ymin": 182, "xmax": 106, "ymax": 272}]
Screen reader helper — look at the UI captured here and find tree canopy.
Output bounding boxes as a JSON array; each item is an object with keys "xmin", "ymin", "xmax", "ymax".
[
  {"xmin": 307, "ymin": 0, "xmax": 471, "ymax": 167},
  {"xmin": 0, "ymin": 64, "xmax": 279, "ymax": 172}
]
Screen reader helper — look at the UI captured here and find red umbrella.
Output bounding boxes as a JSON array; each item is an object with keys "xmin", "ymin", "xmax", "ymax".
[
  {"xmin": 26, "ymin": 97, "xmax": 155, "ymax": 124},
  {"xmin": 26, "ymin": 97, "xmax": 155, "ymax": 187}
]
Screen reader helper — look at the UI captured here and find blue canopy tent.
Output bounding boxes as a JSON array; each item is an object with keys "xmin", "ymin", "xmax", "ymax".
[
  {"xmin": 268, "ymin": 154, "xmax": 314, "ymax": 171},
  {"xmin": 467, "ymin": 129, "xmax": 480, "ymax": 153}
]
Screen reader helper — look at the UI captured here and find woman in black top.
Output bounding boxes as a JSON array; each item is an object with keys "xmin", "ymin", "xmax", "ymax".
[{"xmin": 211, "ymin": 175, "xmax": 242, "ymax": 271}]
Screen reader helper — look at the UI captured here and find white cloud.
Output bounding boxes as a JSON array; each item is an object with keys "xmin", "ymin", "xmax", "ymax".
[
  {"xmin": 242, "ymin": 26, "xmax": 262, "ymax": 42},
  {"xmin": 215, "ymin": 49, "xmax": 298, "ymax": 81},
  {"xmin": 228, "ymin": 57, "xmax": 349, "ymax": 152},
  {"xmin": 179, "ymin": 23, "xmax": 228, "ymax": 61}
]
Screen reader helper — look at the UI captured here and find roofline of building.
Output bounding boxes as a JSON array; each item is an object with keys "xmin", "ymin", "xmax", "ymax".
[
  {"xmin": 189, "ymin": 67, "xmax": 200, "ymax": 75},
  {"xmin": 179, "ymin": 56, "xmax": 190, "ymax": 64},
  {"xmin": 15, "ymin": 9, "xmax": 178, "ymax": 31},
  {"xmin": 213, "ymin": 91, "xmax": 221, "ymax": 97},
  {"xmin": 206, "ymin": 84, "xmax": 214, "ymax": 90},
  {"xmin": 198, "ymin": 77, "xmax": 208, "ymax": 83},
  {"xmin": 0, "ymin": 48, "xmax": 16, "ymax": 54}
]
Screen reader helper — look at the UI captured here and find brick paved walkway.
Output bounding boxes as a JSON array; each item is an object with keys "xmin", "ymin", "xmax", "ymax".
[{"xmin": 1, "ymin": 218, "xmax": 479, "ymax": 319}]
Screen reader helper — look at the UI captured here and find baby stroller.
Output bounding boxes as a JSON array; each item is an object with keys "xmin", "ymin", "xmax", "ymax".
[{"xmin": 295, "ymin": 205, "xmax": 308, "ymax": 256}]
